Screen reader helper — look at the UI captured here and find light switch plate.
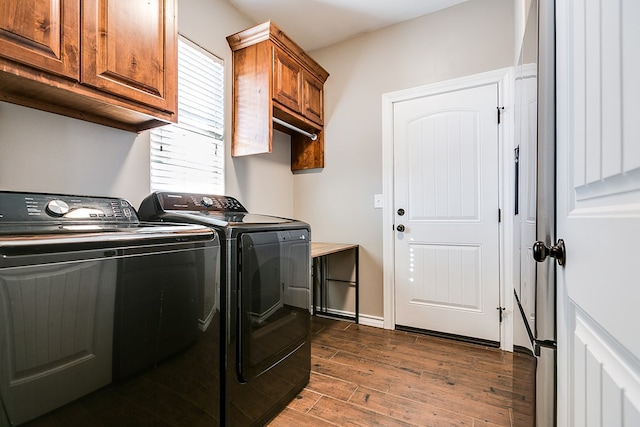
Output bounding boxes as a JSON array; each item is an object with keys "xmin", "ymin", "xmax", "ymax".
[{"xmin": 374, "ymin": 194, "xmax": 383, "ymax": 209}]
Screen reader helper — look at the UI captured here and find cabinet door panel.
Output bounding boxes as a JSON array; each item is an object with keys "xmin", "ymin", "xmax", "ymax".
[
  {"xmin": 0, "ymin": 0, "xmax": 79, "ymax": 79},
  {"xmin": 303, "ymin": 71, "xmax": 323, "ymax": 125},
  {"xmin": 273, "ymin": 46, "xmax": 302, "ymax": 113},
  {"xmin": 81, "ymin": 0, "xmax": 177, "ymax": 113}
]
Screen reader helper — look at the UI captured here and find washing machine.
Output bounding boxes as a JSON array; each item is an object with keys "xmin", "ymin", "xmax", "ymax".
[
  {"xmin": 138, "ymin": 191, "xmax": 311, "ymax": 426},
  {"xmin": 0, "ymin": 191, "xmax": 221, "ymax": 426}
]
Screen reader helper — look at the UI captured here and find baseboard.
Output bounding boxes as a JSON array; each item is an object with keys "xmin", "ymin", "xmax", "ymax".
[
  {"xmin": 357, "ymin": 314, "xmax": 384, "ymax": 328},
  {"xmin": 313, "ymin": 307, "xmax": 384, "ymax": 328}
]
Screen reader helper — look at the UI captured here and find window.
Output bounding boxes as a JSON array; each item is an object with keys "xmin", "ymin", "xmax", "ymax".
[{"xmin": 150, "ymin": 35, "xmax": 224, "ymax": 194}]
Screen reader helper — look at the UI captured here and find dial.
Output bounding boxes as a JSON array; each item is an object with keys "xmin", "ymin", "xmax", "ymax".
[
  {"xmin": 46, "ymin": 199, "xmax": 70, "ymax": 217},
  {"xmin": 201, "ymin": 197, "xmax": 214, "ymax": 207}
]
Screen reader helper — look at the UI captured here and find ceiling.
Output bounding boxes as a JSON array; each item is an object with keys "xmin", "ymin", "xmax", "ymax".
[{"xmin": 225, "ymin": 0, "xmax": 468, "ymax": 51}]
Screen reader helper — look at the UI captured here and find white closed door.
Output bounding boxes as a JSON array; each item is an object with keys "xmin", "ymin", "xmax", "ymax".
[
  {"xmin": 393, "ymin": 83, "xmax": 501, "ymax": 342},
  {"xmin": 556, "ymin": 0, "xmax": 640, "ymax": 424}
]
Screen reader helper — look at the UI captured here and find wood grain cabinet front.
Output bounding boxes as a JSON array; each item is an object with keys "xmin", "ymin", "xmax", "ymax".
[
  {"xmin": 302, "ymin": 71, "xmax": 323, "ymax": 126},
  {"xmin": 273, "ymin": 46, "xmax": 324, "ymax": 126},
  {"xmin": 273, "ymin": 46, "xmax": 302, "ymax": 114},
  {"xmin": 0, "ymin": 0, "xmax": 177, "ymax": 132},
  {"xmin": 227, "ymin": 21, "xmax": 329, "ymax": 171},
  {"xmin": 81, "ymin": 0, "xmax": 177, "ymax": 114},
  {"xmin": 0, "ymin": 0, "xmax": 80, "ymax": 79}
]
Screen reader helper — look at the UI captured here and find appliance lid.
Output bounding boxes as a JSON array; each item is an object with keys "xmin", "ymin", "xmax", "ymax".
[
  {"xmin": 156, "ymin": 211, "xmax": 299, "ymax": 227},
  {"xmin": 0, "ymin": 191, "xmax": 216, "ymax": 250},
  {"xmin": 0, "ymin": 222, "xmax": 214, "ymax": 247},
  {"xmin": 139, "ymin": 191, "xmax": 303, "ymax": 227}
]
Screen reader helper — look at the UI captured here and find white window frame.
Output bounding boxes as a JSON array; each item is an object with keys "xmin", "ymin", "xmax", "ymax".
[{"xmin": 150, "ymin": 35, "xmax": 225, "ymax": 194}]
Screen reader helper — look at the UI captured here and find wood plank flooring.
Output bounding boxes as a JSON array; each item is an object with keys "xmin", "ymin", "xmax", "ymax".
[{"xmin": 268, "ymin": 316, "xmax": 535, "ymax": 427}]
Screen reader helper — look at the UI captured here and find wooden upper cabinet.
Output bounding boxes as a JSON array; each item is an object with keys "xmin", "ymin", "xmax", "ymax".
[
  {"xmin": 227, "ymin": 21, "xmax": 329, "ymax": 170},
  {"xmin": 81, "ymin": 0, "xmax": 177, "ymax": 113},
  {"xmin": 0, "ymin": 0, "xmax": 177, "ymax": 131},
  {"xmin": 0, "ymin": 0, "xmax": 80, "ymax": 79}
]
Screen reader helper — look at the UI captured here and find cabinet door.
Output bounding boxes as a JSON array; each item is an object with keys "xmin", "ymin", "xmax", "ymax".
[
  {"xmin": 81, "ymin": 0, "xmax": 177, "ymax": 113},
  {"xmin": 0, "ymin": 0, "xmax": 80, "ymax": 79},
  {"xmin": 303, "ymin": 71, "xmax": 324, "ymax": 125},
  {"xmin": 273, "ymin": 46, "xmax": 302, "ymax": 114}
]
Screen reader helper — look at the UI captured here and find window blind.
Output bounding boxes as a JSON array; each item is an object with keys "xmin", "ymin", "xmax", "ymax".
[{"xmin": 150, "ymin": 36, "xmax": 224, "ymax": 194}]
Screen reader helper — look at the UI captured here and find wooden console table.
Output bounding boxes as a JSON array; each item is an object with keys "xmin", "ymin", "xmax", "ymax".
[{"xmin": 311, "ymin": 242, "xmax": 359, "ymax": 323}]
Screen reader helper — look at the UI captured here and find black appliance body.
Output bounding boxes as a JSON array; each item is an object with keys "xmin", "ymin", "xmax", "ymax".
[
  {"xmin": 513, "ymin": 0, "xmax": 556, "ymax": 425},
  {"xmin": 0, "ymin": 191, "xmax": 221, "ymax": 426},
  {"xmin": 138, "ymin": 191, "xmax": 311, "ymax": 426}
]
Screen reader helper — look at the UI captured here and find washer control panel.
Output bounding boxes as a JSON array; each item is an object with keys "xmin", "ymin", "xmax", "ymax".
[{"xmin": 0, "ymin": 192, "xmax": 137, "ymax": 223}]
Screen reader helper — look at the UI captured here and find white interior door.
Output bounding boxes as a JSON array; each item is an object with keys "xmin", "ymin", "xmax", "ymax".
[
  {"xmin": 556, "ymin": 0, "xmax": 640, "ymax": 424},
  {"xmin": 393, "ymin": 83, "xmax": 501, "ymax": 343}
]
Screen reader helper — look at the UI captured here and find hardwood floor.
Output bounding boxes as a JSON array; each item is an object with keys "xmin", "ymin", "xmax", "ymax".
[{"xmin": 268, "ymin": 316, "xmax": 535, "ymax": 427}]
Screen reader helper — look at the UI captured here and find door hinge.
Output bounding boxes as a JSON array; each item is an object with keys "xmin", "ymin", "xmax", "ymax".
[
  {"xmin": 497, "ymin": 307, "xmax": 505, "ymax": 322},
  {"xmin": 497, "ymin": 106, "xmax": 505, "ymax": 124}
]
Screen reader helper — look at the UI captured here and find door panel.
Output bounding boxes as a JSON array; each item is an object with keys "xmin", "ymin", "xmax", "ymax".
[
  {"xmin": 556, "ymin": 0, "xmax": 640, "ymax": 424},
  {"xmin": 407, "ymin": 111, "xmax": 479, "ymax": 221},
  {"xmin": 394, "ymin": 83, "xmax": 500, "ymax": 342},
  {"xmin": 407, "ymin": 244, "xmax": 481, "ymax": 310}
]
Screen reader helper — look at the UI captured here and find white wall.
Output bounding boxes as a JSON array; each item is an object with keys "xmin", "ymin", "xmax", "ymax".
[
  {"xmin": 0, "ymin": 0, "xmax": 295, "ymax": 218},
  {"xmin": 514, "ymin": 0, "xmax": 533, "ymax": 62},
  {"xmin": 296, "ymin": 0, "xmax": 515, "ymax": 318}
]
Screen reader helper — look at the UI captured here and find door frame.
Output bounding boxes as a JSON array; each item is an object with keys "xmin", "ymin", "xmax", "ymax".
[{"xmin": 381, "ymin": 68, "xmax": 515, "ymax": 350}]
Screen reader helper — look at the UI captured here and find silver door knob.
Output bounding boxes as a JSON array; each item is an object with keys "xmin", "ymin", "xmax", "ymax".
[{"xmin": 532, "ymin": 239, "xmax": 566, "ymax": 266}]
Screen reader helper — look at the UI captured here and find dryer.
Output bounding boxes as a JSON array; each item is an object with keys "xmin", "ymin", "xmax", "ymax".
[{"xmin": 138, "ymin": 191, "xmax": 311, "ymax": 426}]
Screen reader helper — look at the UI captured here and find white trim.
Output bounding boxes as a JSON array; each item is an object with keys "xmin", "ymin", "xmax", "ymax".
[
  {"xmin": 572, "ymin": 304, "xmax": 640, "ymax": 425},
  {"xmin": 381, "ymin": 68, "xmax": 515, "ymax": 351},
  {"xmin": 313, "ymin": 309, "xmax": 384, "ymax": 329},
  {"xmin": 357, "ymin": 314, "xmax": 384, "ymax": 329}
]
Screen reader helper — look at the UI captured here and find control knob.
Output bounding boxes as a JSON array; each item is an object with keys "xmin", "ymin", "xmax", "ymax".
[
  {"xmin": 46, "ymin": 200, "xmax": 70, "ymax": 217},
  {"xmin": 201, "ymin": 197, "xmax": 214, "ymax": 207}
]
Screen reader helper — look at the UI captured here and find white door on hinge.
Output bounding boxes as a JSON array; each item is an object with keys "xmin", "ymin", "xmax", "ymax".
[
  {"xmin": 393, "ymin": 82, "xmax": 501, "ymax": 342},
  {"xmin": 556, "ymin": 0, "xmax": 640, "ymax": 425}
]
